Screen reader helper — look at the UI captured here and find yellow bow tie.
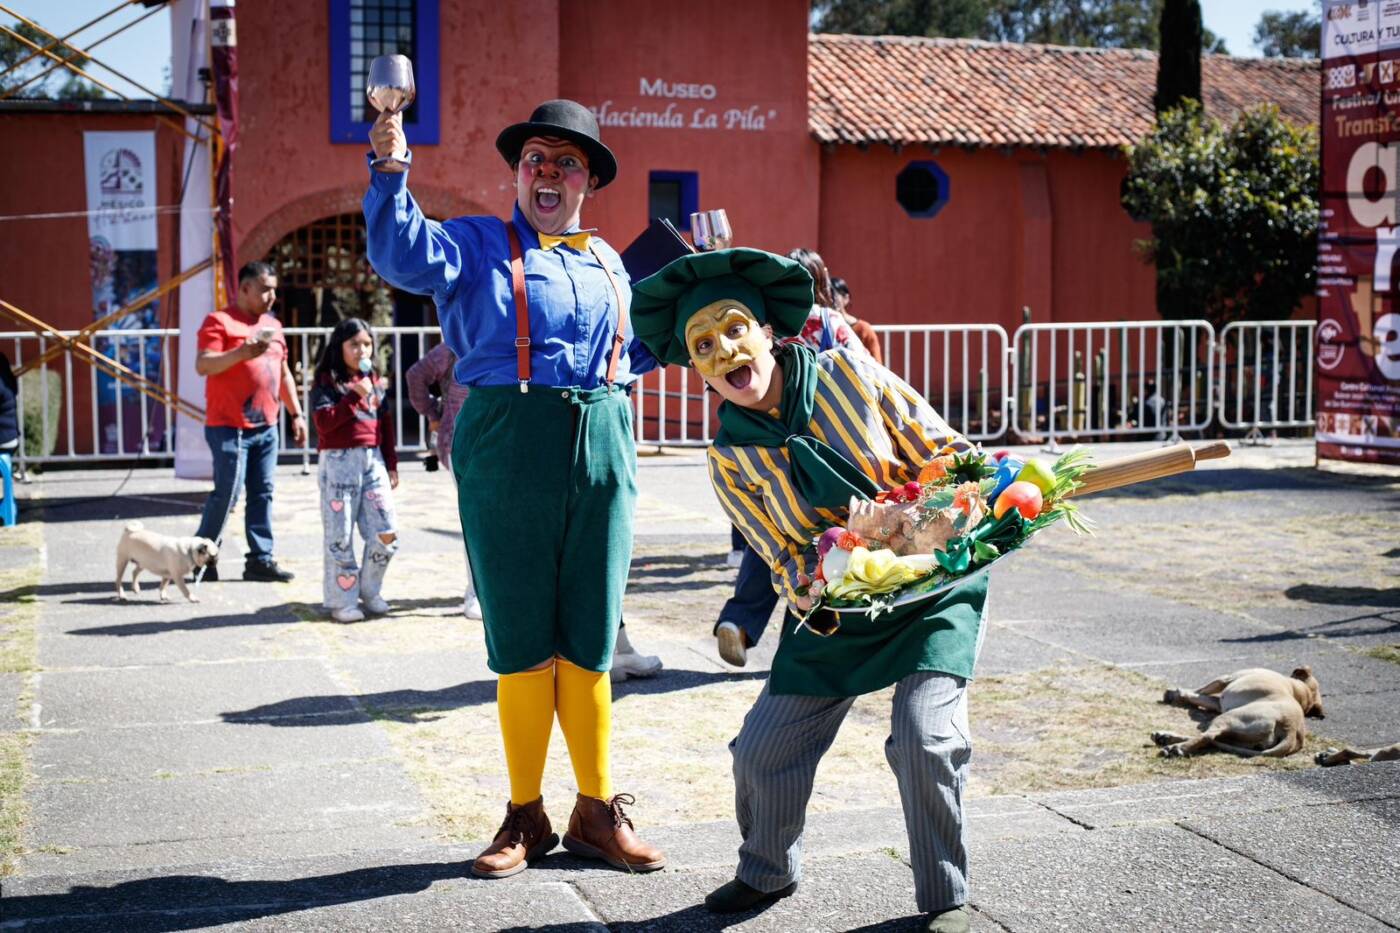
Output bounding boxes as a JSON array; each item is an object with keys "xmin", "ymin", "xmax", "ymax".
[{"xmin": 538, "ymin": 231, "xmax": 592, "ymax": 252}]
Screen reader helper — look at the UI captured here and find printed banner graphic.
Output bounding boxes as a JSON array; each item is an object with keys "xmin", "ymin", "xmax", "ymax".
[
  {"xmin": 1317, "ymin": 0, "xmax": 1400, "ymax": 464},
  {"xmin": 83, "ymin": 130, "xmax": 165, "ymax": 454}
]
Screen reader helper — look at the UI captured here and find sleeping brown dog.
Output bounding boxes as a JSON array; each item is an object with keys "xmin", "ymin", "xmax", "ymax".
[
  {"xmin": 1315, "ymin": 743, "xmax": 1400, "ymax": 767},
  {"xmin": 1152, "ymin": 667, "xmax": 1325, "ymax": 758}
]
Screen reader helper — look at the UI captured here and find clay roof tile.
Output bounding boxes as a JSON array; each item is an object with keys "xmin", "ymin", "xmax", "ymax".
[{"xmin": 808, "ymin": 34, "xmax": 1317, "ymax": 149}]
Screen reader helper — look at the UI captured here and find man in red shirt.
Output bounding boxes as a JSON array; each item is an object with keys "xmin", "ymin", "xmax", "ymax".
[{"xmin": 193, "ymin": 262, "xmax": 306, "ymax": 581}]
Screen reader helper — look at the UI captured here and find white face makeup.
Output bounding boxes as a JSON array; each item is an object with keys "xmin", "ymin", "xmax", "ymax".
[{"xmin": 515, "ymin": 136, "xmax": 596, "ymax": 236}]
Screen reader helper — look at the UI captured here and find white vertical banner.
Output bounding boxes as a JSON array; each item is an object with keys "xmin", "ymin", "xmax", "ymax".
[
  {"xmin": 172, "ymin": 0, "xmax": 214, "ymax": 479},
  {"xmin": 83, "ymin": 131, "xmax": 162, "ymax": 454},
  {"xmin": 83, "ymin": 132, "xmax": 157, "ymax": 249}
]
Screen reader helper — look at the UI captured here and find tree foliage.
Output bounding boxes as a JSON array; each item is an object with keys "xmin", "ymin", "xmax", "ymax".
[
  {"xmin": 1253, "ymin": 10, "xmax": 1320, "ymax": 59},
  {"xmin": 811, "ymin": 0, "xmax": 1227, "ymax": 52},
  {"xmin": 1154, "ymin": 0, "xmax": 1201, "ymax": 113},
  {"xmin": 1121, "ymin": 102, "xmax": 1319, "ymax": 326},
  {"xmin": 0, "ymin": 21, "xmax": 105, "ymax": 100}
]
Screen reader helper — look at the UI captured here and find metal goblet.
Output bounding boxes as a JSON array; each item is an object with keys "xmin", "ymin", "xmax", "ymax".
[
  {"xmin": 366, "ymin": 54, "xmax": 416, "ymax": 172},
  {"xmin": 690, "ymin": 209, "xmax": 733, "ymax": 251}
]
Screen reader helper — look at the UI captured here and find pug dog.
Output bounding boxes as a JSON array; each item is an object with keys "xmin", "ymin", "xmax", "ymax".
[{"xmin": 115, "ymin": 521, "xmax": 218, "ymax": 603}]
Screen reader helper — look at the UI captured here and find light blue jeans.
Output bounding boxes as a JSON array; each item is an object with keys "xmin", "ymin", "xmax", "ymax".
[{"xmin": 318, "ymin": 447, "xmax": 398, "ymax": 611}]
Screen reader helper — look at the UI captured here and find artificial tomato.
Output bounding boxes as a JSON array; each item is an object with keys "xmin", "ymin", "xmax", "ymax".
[{"xmin": 992, "ymin": 480, "xmax": 1043, "ymax": 520}]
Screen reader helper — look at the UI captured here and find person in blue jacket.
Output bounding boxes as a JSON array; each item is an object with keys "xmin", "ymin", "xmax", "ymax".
[{"xmin": 364, "ymin": 99, "xmax": 664, "ymax": 880}]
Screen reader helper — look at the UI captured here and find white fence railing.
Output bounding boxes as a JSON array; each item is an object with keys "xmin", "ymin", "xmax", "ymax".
[
  {"xmin": 3, "ymin": 318, "xmax": 1317, "ymax": 470},
  {"xmin": 1011, "ymin": 320, "xmax": 1217, "ymax": 447},
  {"xmin": 1216, "ymin": 321, "xmax": 1316, "ymax": 440}
]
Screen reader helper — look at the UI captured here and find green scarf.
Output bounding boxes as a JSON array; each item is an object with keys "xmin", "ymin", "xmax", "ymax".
[{"xmin": 714, "ymin": 344, "xmax": 880, "ymax": 511}]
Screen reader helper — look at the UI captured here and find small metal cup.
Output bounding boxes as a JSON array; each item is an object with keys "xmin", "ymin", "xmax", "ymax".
[
  {"xmin": 690, "ymin": 209, "xmax": 733, "ymax": 251},
  {"xmin": 366, "ymin": 54, "xmax": 416, "ymax": 172}
]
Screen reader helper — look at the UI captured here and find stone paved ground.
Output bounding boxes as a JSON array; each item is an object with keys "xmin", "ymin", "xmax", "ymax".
[{"xmin": 0, "ymin": 439, "xmax": 1396, "ymax": 930}]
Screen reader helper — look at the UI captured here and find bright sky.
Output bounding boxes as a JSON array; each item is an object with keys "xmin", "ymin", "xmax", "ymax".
[
  {"xmin": 8, "ymin": 0, "xmax": 1321, "ymax": 102},
  {"xmin": 1199, "ymin": 0, "xmax": 1318, "ymax": 57},
  {"xmin": 8, "ymin": 0, "xmax": 171, "ymax": 100}
]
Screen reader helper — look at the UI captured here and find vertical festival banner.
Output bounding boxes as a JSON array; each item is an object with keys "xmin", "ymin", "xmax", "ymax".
[
  {"xmin": 83, "ymin": 130, "xmax": 164, "ymax": 454},
  {"xmin": 211, "ymin": 0, "xmax": 239, "ymax": 307},
  {"xmin": 1318, "ymin": 0, "xmax": 1400, "ymax": 465}
]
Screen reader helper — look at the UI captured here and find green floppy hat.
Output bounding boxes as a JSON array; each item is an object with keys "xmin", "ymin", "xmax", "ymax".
[{"xmin": 631, "ymin": 248, "xmax": 814, "ymax": 368}]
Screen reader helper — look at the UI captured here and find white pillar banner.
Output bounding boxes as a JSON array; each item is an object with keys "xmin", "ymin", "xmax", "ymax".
[{"xmin": 172, "ymin": 0, "xmax": 214, "ymax": 479}]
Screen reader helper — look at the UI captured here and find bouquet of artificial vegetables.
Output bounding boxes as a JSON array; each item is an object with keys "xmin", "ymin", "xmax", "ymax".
[{"xmin": 804, "ymin": 441, "xmax": 1230, "ymax": 619}]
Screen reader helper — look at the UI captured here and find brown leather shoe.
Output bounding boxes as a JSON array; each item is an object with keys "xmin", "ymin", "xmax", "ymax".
[
  {"xmin": 562, "ymin": 792, "xmax": 666, "ymax": 872},
  {"xmin": 470, "ymin": 797, "xmax": 558, "ymax": 879}
]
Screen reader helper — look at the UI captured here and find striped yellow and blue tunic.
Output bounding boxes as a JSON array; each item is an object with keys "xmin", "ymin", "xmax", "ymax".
[{"xmin": 707, "ymin": 348, "xmax": 973, "ymax": 604}]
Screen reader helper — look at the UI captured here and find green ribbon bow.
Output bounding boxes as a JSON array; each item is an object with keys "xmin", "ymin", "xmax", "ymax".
[
  {"xmin": 933, "ymin": 510, "xmax": 1027, "ymax": 575},
  {"xmin": 714, "ymin": 344, "xmax": 880, "ymax": 511}
]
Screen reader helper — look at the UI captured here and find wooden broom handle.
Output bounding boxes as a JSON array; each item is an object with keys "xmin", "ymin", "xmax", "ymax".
[{"xmin": 1065, "ymin": 441, "xmax": 1230, "ymax": 498}]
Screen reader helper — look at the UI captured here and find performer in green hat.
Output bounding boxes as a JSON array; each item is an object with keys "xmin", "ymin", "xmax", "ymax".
[{"xmin": 632, "ymin": 248, "xmax": 987, "ymax": 933}]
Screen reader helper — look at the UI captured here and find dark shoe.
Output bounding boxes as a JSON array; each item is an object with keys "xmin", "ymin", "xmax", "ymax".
[
  {"xmin": 193, "ymin": 562, "xmax": 218, "ymax": 582},
  {"xmin": 927, "ymin": 905, "xmax": 970, "ymax": 933},
  {"xmin": 243, "ymin": 559, "xmax": 294, "ymax": 582},
  {"xmin": 716, "ymin": 621, "xmax": 748, "ymax": 667},
  {"xmin": 470, "ymin": 797, "xmax": 558, "ymax": 879},
  {"xmin": 562, "ymin": 793, "xmax": 666, "ymax": 872},
  {"xmin": 704, "ymin": 877, "xmax": 797, "ymax": 913}
]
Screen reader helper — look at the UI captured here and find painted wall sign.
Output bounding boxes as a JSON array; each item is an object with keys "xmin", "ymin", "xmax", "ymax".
[{"xmin": 589, "ymin": 76, "xmax": 778, "ymax": 132}]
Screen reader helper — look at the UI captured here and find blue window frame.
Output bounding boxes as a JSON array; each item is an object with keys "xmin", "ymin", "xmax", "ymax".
[
  {"xmin": 896, "ymin": 160, "xmax": 950, "ymax": 219},
  {"xmin": 648, "ymin": 171, "xmax": 699, "ymax": 231},
  {"xmin": 329, "ymin": 0, "xmax": 439, "ymax": 146}
]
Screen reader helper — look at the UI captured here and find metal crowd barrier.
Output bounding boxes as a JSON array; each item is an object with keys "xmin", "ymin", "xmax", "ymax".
[
  {"xmin": 1011, "ymin": 320, "xmax": 1217, "ymax": 447},
  {"xmin": 2, "ymin": 319, "xmax": 1318, "ymax": 471},
  {"xmin": 1216, "ymin": 320, "xmax": 1316, "ymax": 442},
  {"xmin": 2, "ymin": 326, "xmax": 180, "ymax": 468},
  {"xmin": 875, "ymin": 324, "xmax": 1010, "ymax": 442}
]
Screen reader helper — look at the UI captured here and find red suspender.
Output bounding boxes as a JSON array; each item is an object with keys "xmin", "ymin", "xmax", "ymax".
[
  {"xmin": 588, "ymin": 241, "xmax": 630, "ymax": 390},
  {"xmin": 505, "ymin": 220, "xmax": 629, "ymax": 393},
  {"xmin": 505, "ymin": 222, "xmax": 531, "ymax": 393}
]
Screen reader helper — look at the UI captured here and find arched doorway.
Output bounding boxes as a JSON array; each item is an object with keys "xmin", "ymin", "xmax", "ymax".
[{"xmin": 262, "ymin": 211, "xmax": 438, "ymax": 331}]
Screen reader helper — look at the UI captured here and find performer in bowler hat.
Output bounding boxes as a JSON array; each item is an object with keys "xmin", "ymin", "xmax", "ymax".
[{"xmin": 363, "ymin": 99, "xmax": 665, "ymax": 879}]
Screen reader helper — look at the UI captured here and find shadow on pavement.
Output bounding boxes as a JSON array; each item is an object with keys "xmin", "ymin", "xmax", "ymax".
[
  {"xmin": 1079, "ymin": 466, "xmax": 1400, "ymax": 500},
  {"xmin": 1222, "ymin": 609, "xmax": 1400, "ymax": 644},
  {"xmin": 66, "ymin": 603, "xmax": 309, "ymax": 636},
  {"xmin": 1285, "ymin": 584, "xmax": 1400, "ymax": 609},
  {"xmin": 627, "ymin": 554, "xmax": 730, "ymax": 594},
  {"xmin": 220, "ymin": 669, "xmax": 765, "ymax": 726},
  {"xmin": 30, "ymin": 491, "xmax": 208, "ymax": 524},
  {"xmin": 63, "ymin": 597, "xmax": 463, "ymax": 636},
  {"xmin": 0, "ymin": 862, "xmax": 468, "ymax": 932},
  {"xmin": 508, "ymin": 911, "xmax": 928, "ymax": 932}
]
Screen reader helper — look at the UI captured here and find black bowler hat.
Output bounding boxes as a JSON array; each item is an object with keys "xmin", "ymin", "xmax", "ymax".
[{"xmin": 495, "ymin": 99, "xmax": 618, "ymax": 189}]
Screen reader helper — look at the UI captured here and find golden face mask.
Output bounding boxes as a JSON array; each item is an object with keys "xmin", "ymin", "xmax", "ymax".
[{"xmin": 683, "ymin": 300, "xmax": 769, "ymax": 379}]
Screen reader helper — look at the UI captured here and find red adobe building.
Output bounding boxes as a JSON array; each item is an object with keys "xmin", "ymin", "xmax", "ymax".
[{"xmin": 0, "ymin": 0, "xmax": 1316, "ymax": 454}]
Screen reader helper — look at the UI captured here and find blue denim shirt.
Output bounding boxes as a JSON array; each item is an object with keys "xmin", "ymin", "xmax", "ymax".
[{"xmin": 363, "ymin": 166, "xmax": 656, "ymax": 389}]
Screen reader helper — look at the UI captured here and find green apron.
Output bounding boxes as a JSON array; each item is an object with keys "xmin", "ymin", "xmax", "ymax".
[
  {"xmin": 768, "ymin": 576, "xmax": 987, "ymax": 697},
  {"xmin": 452, "ymin": 384, "xmax": 636, "ymax": 674}
]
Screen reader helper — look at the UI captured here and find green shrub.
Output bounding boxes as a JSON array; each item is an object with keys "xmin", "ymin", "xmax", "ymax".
[
  {"xmin": 1121, "ymin": 101, "xmax": 1319, "ymax": 326},
  {"xmin": 18, "ymin": 369, "xmax": 60, "ymax": 460}
]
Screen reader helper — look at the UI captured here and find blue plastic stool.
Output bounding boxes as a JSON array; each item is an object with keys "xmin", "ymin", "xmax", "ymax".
[{"xmin": 0, "ymin": 451, "xmax": 16, "ymax": 526}]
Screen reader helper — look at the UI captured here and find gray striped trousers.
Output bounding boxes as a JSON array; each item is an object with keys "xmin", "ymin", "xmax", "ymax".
[{"xmin": 730, "ymin": 671, "xmax": 972, "ymax": 913}]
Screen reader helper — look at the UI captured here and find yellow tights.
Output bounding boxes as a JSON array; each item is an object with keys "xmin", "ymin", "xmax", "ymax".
[{"xmin": 497, "ymin": 658, "xmax": 612, "ymax": 806}]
